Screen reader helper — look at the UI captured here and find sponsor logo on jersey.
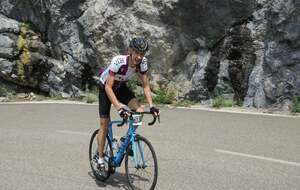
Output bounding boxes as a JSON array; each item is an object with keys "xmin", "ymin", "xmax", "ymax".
[{"xmin": 115, "ymin": 58, "xmax": 124, "ymax": 65}]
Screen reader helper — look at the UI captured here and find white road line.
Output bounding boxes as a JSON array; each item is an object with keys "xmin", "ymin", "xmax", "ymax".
[
  {"xmin": 177, "ymin": 106, "xmax": 300, "ymax": 118},
  {"xmin": 56, "ymin": 130, "xmax": 91, "ymax": 136},
  {"xmin": 215, "ymin": 149, "xmax": 300, "ymax": 167}
]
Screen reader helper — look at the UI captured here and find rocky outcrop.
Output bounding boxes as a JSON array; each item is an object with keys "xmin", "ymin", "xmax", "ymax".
[
  {"xmin": 0, "ymin": 0, "xmax": 299, "ymax": 110},
  {"xmin": 243, "ymin": 0, "xmax": 300, "ymax": 110},
  {"xmin": 0, "ymin": 0, "xmax": 92, "ymax": 97}
]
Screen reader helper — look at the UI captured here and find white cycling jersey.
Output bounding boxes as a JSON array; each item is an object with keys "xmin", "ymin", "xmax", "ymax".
[{"xmin": 99, "ymin": 55, "xmax": 148, "ymax": 88}]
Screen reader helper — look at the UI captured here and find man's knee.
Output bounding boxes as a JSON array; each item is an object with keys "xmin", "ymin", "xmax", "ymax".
[
  {"xmin": 128, "ymin": 98, "xmax": 141, "ymax": 110},
  {"xmin": 100, "ymin": 118, "xmax": 110, "ymax": 127}
]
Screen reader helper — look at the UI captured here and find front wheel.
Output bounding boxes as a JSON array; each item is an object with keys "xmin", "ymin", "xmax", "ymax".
[
  {"xmin": 125, "ymin": 135, "xmax": 158, "ymax": 190},
  {"xmin": 89, "ymin": 129, "xmax": 113, "ymax": 181}
]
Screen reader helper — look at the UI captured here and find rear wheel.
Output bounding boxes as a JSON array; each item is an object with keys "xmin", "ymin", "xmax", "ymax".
[
  {"xmin": 89, "ymin": 129, "xmax": 113, "ymax": 181},
  {"xmin": 125, "ymin": 135, "xmax": 158, "ymax": 190}
]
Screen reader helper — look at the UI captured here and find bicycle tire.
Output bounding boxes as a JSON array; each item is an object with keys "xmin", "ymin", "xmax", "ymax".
[
  {"xmin": 125, "ymin": 135, "xmax": 158, "ymax": 190},
  {"xmin": 89, "ymin": 129, "xmax": 113, "ymax": 181}
]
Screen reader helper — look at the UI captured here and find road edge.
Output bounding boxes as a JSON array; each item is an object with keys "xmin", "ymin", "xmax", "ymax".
[{"xmin": 0, "ymin": 100, "xmax": 299, "ymax": 118}]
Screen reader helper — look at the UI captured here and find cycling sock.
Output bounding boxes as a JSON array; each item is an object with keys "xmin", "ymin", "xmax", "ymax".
[{"xmin": 97, "ymin": 157, "xmax": 104, "ymax": 164}]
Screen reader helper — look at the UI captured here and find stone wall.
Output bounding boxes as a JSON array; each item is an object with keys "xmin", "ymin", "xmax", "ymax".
[{"xmin": 0, "ymin": 0, "xmax": 299, "ymax": 110}]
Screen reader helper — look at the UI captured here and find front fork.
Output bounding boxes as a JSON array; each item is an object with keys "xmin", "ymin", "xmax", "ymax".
[{"xmin": 131, "ymin": 134, "xmax": 146, "ymax": 168}]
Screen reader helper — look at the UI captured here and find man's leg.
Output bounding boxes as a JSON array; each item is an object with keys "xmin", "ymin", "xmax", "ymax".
[
  {"xmin": 128, "ymin": 98, "xmax": 144, "ymax": 112},
  {"xmin": 117, "ymin": 84, "xmax": 143, "ymax": 112},
  {"xmin": 97, "ymin": 87, "xmax": 111, "ymax": 170},
  {"xmin": 97, "ymin": 117, "xmax": 109, "ymax": 159}
]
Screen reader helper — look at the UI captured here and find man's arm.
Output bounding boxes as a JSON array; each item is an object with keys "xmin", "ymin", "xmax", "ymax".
[
  {"xmin": 139, "ymin": 73, "xmax": 154, "ymax": 108},
  {"xmin": 105, "ymin": 74, "xmax": 122, "ymax": 110}
]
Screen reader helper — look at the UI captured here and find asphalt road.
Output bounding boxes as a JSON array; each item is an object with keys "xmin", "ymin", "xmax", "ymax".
[{"xmin": 0, "ymin": 103, "xmax": 299, "ymax": 190}]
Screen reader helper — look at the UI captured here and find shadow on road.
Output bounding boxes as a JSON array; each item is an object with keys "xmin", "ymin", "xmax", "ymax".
[{"xmin": 88, "ymin": 171, "xmax": 131, "ymax": 189}]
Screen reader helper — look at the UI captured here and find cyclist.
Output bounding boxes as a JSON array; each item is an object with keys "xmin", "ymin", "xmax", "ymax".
[{"xmin": 97, "ymin": 37, "xmax": 160, "ymax": 170}]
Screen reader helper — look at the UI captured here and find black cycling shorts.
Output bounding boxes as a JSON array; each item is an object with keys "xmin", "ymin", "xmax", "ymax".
[{"xmin": 98, "ymin": 83, "xmax": 136, "ymax": 118}]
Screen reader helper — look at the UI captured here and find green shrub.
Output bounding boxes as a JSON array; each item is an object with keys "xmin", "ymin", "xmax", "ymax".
[
  {"xmin": 173, "ymin": 99, "xmax": 196, "ymax": 107},
  {"xmin": 136, "ymin": 93, "xmax": 146, "ymax": 103},
  {"xmin": 20, "ymin": 49, "xmax": 31, "ymax": 65},
  {"xmin": 17, "ymin": 60, "xmax": 25, "ymax": 80},
  {"xmin": 86, "ymin": 93, "xmax": 97, "ymax": 103},
  {"xmin": 0, "ymin": 86, "xmax": 8, "ymax": 96},
  {"xmin": 88, "ymin": 86, "xmax": 99, "ymax": 95},
  {"xmin": 51, "ymin": 95, "xmax": 65, "ymax": 100},
  {"xmin": 292, "ymin": 96, "xmax": 300, "ymax": 113},
  {"xmin": 17, "ymin": 35, "xmax": 26, "ymax": 50},
  {"xmin": 212, "ymin": 96, "xmax": 236, "ymax": 108},
  {"xmin": 127, "ymin": 76, "xmax": 141, "ymax": 90},
  {"xmin": 154, "ymin": 89, "xmax": 175, "ymax": 104},
  {"xmin": 127, "ymin": 77, "xmax": 148, "ymax": 103},
  {"xmin": 85, "ymin": 87, "xmax": 98, "ymax": 103},
  {"xmin": 17, "ymin": 22, "xmax": 31, "ymax": 80}
]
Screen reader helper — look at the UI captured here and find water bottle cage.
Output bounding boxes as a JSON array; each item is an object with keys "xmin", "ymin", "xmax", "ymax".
[{"xmin": 112, "ymin": 138, "xmax": 119, "ymax": 150}]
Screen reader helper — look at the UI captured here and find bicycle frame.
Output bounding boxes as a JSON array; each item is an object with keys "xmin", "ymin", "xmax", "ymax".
[
  {"xmin": 107, "ymin": 115, "xmax": 145, "ymax": 168},
  {"xmin": 89, "ymin": 111, "xmax": 159, "ymax": 188}
]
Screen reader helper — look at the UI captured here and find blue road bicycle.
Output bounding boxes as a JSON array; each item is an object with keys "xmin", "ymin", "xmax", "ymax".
[{"xmin": 89, "ymin": 111, "xmax": 159, "ymax": 190}]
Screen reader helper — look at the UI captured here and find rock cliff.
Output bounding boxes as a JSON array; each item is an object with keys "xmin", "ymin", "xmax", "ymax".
[{"xmin": 0, "ymin": 0, "xmax": 299, "ymax": 110}]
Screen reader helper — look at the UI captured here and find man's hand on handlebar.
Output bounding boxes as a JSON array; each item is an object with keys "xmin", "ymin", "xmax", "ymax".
[
  {"xmin": 118, "ymin": 108, "xmax": 131, "ymax": 119},
  {"xmin": 117, "ymin": 109, "xmax": 160, "ymax": 127},
  {"xmin": 150, "ymin": 106, "xmax": 160, "ymax": 117}
]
